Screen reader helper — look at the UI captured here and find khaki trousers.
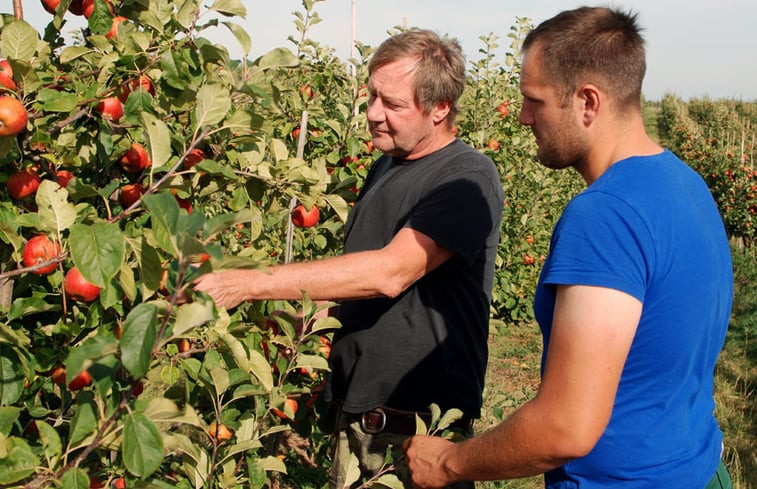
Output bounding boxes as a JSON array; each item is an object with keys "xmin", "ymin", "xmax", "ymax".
[{"xmin": 328, "ymin": 410, "xmax": 474, "ymax": 489}]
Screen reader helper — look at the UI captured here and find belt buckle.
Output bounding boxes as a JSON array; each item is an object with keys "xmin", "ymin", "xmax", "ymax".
[{"xmin": 360, "ymin": 407, "xmax": 386, "ymax": 434}]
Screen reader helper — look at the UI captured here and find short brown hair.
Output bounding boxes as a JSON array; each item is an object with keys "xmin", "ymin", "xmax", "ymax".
[
  {"xmin": 369, "ymin": 29, "xmax": 466, "ymax": 127},
  {"xmin": 523, "ymin": 7, "xmax": 646, "ymax": 110}
]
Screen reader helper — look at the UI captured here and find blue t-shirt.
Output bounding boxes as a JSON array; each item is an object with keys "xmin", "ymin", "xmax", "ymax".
[{"xmin": 534, "ymin": 150, "xmax": 733, "ymax": 488}]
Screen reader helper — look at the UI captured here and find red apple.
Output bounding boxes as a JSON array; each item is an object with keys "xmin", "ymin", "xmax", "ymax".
[
  {"xmin": 56, "ymin": 170, "xmax": 75, "ymax": 188},
  {"xmin": 119, "ymin": 182, "xmax": 145, "ymax": 207},
  {"xmin": 82, "ymin": 0, "xmax": 113, "ymax": 18},
  {"xmin": 497, "ymin": 101, "xmax": 510, "ymax": 117},
  {"xmin": 118, "ymin": 74, "xmax": 155, "ymax": 102},
  {"xmin": 183, "ymin": 148, "xmax": 206, "ymax": 169},
  {"xmin": 23, "ymin": 235, "xmax": 62, "ymax": 275},
  {"xmin": 69, "ymin": 0, "xmax": 85, "ymax": 15},
  {"xmin": 64, "ymin": 267, "xmax": 100, "ymax": 302},
  {"xmin": 41, "ymin": 0, "xmax": 62, "ymax": 14},
  {"xmin": 0, "ymin": 96, "xmax": 28, "ymax": 136},
  {"xmin": 7, "ymin": 169, "xmax": 41, "ymax": 199},
  {"xmin": 68, "ymin": 369, "xmax": 92, "ymax": 390},
  {"xmin": 291, "ymin": 204, "xmax": 319, "ymax": 228},
  {"xmin": 50, "ymin": 364, "xmax": 66, "ymax": 385},
  {"xmin": 272, "ymin": 398, "xmax": 299, "ymax": 420},
  {"xmin": 0, "ymin": 59, "xmax": 17, "ymax": 91},
  {"xmin": 176, "ymin": 196, "xmax": 192, "ymax": 213},
  {"xmin": 96, "ymin": 96, "xmax": 123, "ymax": 122},
  {"xmin": 299, "ymin": 84, "xmax": 313, "ymax": 99},
  {"xmin": 119, "ymin": 143, "xmax": 151, "ymax": 173},
  {"xmin": 106, "ymin": 16, "xmax": 128, "ymax": 39}
]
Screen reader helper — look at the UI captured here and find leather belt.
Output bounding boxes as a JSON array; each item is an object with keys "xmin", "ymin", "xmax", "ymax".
[{"xmin": 355, "ymin": 406, "xmax": 473, "ymax": 436}]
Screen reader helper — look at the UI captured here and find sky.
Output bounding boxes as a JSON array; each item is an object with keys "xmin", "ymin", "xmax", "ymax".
[{"xmin": 16, "ymin": 0, "xmax": 757, "ymax": 101}]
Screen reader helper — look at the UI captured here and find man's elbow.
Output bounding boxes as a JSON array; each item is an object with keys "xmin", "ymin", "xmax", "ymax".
[
  {"xmin": 374, "ymin": 268, "xmax": 420, "ymax": 299},
  {"xmin": 376, "ymin": 277, "xmax": 412, "ymax": 299},
  {"xmin": 548, "ymin": 421, "xmax": 603, "ymax": 460}
]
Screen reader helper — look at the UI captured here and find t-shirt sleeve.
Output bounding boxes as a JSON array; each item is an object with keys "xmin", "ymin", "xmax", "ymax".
[
  {"xmin": 405, "ymin": 165, "xmax": 503, "ymax": 265},
  {"xmin": 541, "ymin": 191, "xmax": 653, "ymax": 302}
]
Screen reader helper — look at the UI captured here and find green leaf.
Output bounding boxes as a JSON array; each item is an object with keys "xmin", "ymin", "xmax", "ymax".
[
  {"xmin": 36, "ymin": 88, "xmax": 79, "ymax": 112},
  {"xmin": 159, "ymin": 51, "xmax": 185, "ymax": 90},
  {"xmin": 295, "ymin": 354, "xmax": 329, "ymax": 371},
  {"xmin": 176, "ymin": 0, "xmax": 200, "ymax": 28},
  {"xmin": 0, "ymin": 20, "xmax": 39, "ymax": 61},
  {"xmin": 35, "ymin": 180, "xmax": 76, "ymax": 233},
  {"xmin": 270, "ymin": 139, "xmax": 291, "ymax": 162},
  {"xmin": 223, "ymin": 21, "xmax": 251, "ymax": 56},
  {"xmin": 7, "ymin": 297, "xmax": 60, "ymax": 322},
  {"xmin": 0, "ymin": 437, "xmax": 37, "ymax": 484},
  {"xmin": 257, "ymin": 455, "xmax": 287, "ymax": 473},
  {"xmin": 324, "ymin": 193, "xmax": 351, "ymax": 223},
  {"xmin": 122, "ymin": 412, "xmax": 164, "ymax": 478},
  {"xmin": 60, "ymin": 466, "xmax": 89, "ymax": 489},
  {"xmin": 209, "ymin": 0, "xmax": 247, "ymax": 17},
  {"xmin": 69, "ymin": 222, "xmax": 126, "ymax": 288},
  {"xmin": 87, "ymin": 0, "xmax": 114, "ymax": 35},
  {"xmin": 141, "ymin": 112, "xmax": 172, "ymax": 169},
  {"xmin": 59, "ymin": 46, "xmax": 94, "ymax": 64},
  {"xmin": 414, "ymin": 413, "xmax": 427, "ymax": 435},
  {"xmin": 342, "ymin": 453, "xmax": 361, "ymax": 488},
  {"xmin": 64, "ymin": 336, "xmax": 118, "ymax": 384},
  {"xmin": 209, "ymin": 367, "xmax": 229, "ymax": 397},
  {"xmin": 195, "ymin": 84, "xmax": 231, "ymax": 129},
  {"xmin": 37, "ymin": 420, "xmax": 63, "ymax": 467},
  {"xmin": 218, "ymin": 331, "xmax": 249, "ymax": 372},
  {"xmin": 374, "ymin": 474, "xmax": 405, "ymax": 489},
  {"xmin": 248, "ymin": 348, "xmax": 273, "ymax": 392},
  {"xmin": 142, "ymin": 193, "xmax": 180, "ymax": 255},
  {"xmin": 309, "ymin": 316, "xmax": 341, "ymax": 335},
  {"xmin": 137, "ymin": 238, "xmax": 163, "ymax": 293},
  {"xmin": 173, "ymin": 302, "xmax": 214, "ymax": 337},
  {"xmin": 203, "ymin": 209, "xmax": 261, "ymax": 241},
  {"xmin": 0, "ymin": 344, "xmax": 23, "ymax": 406},
  {"xmin": 68, "ymin": 391, "xmax": 97, "ymax": 447},
  {"xmin": 436, "ymin": 408, "xmax": 464, "ymax": 431},
  {"xmin": 0, "ymin": 406, "xmax": 20, "ymax": 436},
  {"xmin": 120, "ymin": 303, "xmax": 158, "ymax": 379},
  {"xmin": 254, "ymin": 47, "xmax": 299, "ymax": 70}
]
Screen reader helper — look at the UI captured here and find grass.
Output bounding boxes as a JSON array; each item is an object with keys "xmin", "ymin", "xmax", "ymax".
[
  {"xmin": 715, "ymin": 245, "xmax": 757, "ymax": 489},
  {"xmin": 474, "ymin": 244, "xmax": 757, "ymax": 488}
]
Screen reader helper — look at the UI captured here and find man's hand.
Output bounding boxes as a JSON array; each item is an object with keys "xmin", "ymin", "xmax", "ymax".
[
  {"xmin": 193, "ymin": 269, "xmax": 257, "ymax": 309},
  {"xmin": 403, "ymin": 435, "xmax": 459, "ymax": 489}
]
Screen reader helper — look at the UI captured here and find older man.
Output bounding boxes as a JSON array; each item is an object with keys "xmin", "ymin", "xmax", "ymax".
[{"xmin": 195, "ymin": 29, "xmax": 504, "ymax": 488}]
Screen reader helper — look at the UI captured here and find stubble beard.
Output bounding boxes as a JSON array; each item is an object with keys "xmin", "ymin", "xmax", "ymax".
[{"xmin": 534, "ymin": 118, "xmax": 586, "ymax": 171}]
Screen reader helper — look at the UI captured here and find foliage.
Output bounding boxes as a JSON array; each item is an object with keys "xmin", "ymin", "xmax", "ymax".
[
  {"xmin": 457, "ymin": 22, "xmax": 584, "ymax": 322},
  {"xmin": 657, "ymin": 95, "xmax": 756, "ymax": 245},
  {"xmin": 0, "ymin": 0, "xmax": 347, "ymax": 487},
  {"xmin": 9, "ymin": 0, "xmax": 755, "ymax": 487}
]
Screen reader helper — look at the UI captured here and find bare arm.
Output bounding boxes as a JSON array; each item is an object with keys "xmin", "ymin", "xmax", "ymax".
[
  {"xmin": 193, "ymin": 227, "xmax": 453, "ymax": 309},
  {"xmin": 404, "ymin": 284, "xmax": 642, "ymax": 487}
]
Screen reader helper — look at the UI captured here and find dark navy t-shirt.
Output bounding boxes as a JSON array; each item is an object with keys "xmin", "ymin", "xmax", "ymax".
[{"xmin": 326, "ymin": 139, "xmax": 504, "ymax": 418}]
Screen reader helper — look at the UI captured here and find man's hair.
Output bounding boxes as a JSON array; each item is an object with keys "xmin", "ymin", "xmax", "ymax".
[
  {"xmin": 368, "ymin": 29, "xmax": 466, "ymax": 127},
  {"xmin": 523, "ymin": 6, "xmax": 646, "ymax": 110}
]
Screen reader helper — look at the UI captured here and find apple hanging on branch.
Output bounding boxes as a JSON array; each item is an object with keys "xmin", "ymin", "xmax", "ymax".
[
  {"xmin": 23, "ymin": 235, "xmax": 62, "ymax": 275},
  {"xmin": 0, "ymin": 95, "xmax": 28, "ymax": 136},
  {"xmin": 291, "ymin": 204, "xmax": 319, "ymax": 228}
]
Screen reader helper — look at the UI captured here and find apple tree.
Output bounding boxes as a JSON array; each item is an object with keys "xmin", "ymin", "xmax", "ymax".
[{"xmin": 0, "ymin": 0, "xmax": 358, "ymax": 487}]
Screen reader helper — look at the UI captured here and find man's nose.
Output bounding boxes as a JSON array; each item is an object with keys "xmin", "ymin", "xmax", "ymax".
[{"xmin": 366, "ymin": 98, "xmax": 383, "ymax": 122}]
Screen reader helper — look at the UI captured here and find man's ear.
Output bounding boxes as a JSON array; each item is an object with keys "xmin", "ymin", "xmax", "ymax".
[
  {"xmin": 579, "ymin": 84, "xmax": 601, "ymax": 126},
  {"xmin": 432, "ymin": 100, "xmax": 452, "ymax": 124}
]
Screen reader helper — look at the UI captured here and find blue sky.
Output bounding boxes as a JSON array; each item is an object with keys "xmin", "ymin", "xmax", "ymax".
[{"xmin": 16, "ymin": 0, "xmax": 757, "ymax": 101}]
